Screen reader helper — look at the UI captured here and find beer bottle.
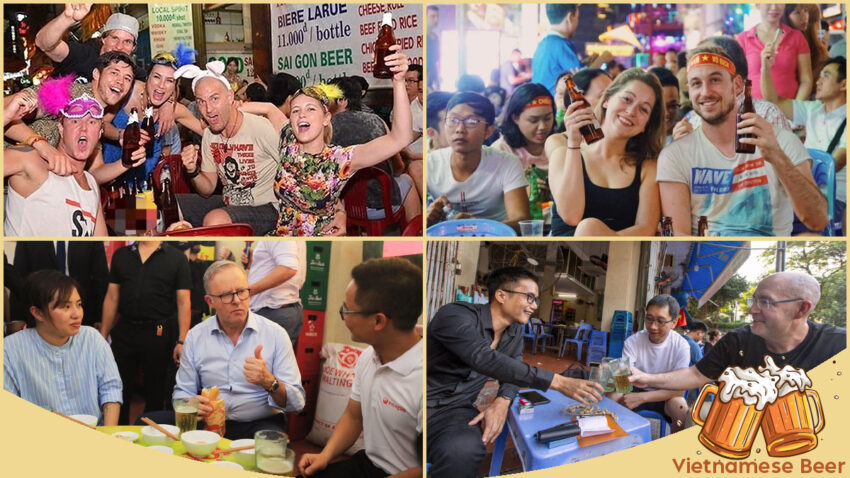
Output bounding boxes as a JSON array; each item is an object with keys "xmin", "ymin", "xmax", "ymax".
[
  {"xmin": 141, "ymin": 106, "xmax": 156, "ymax": 158},
  {"xmin": 697, "ymin": 216, "xmax": 709, "ymax": 236},
  {"xmin": 159, "ymin": 163, "xmax": 180, "ymax": 230},
  {"xmin": 660, "ymin": 216, "xmax": 674, "ymax": 236},
  {"xmin": 564, "ymin": 75, "xmax": 604, "ymax": 145},
  {"xmin": 373, "ymin": 13, "xmax": 396, "ymax": 79},
  {"xmin": 122, "ymin": 108, "xmax": 141, "ymax": 167},
  {"xmin": 735, "ymin": 79, "xmax": 756, "ymax": 154}
]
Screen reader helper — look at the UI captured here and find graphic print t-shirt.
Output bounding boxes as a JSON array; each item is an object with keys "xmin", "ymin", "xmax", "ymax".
[
  {"xmin": 657, "ymin": 127, "xmax": 809, "ymax": 236},
  {"xmin": 201, "ymin": 112, "xmax": 279, "ymax": 207},
  {"xmin": 5, "ymin": 171, "xmax": 100, "ymax": 236}
]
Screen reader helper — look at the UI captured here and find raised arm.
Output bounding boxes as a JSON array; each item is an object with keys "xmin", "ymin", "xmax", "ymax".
[
  {"xmin": 759, "ymin": 45, "xmax": 793, "ymax": 120},
  {"xmin": 794, "ymin": 52, "xmax": 813, "ymax": 101},
  {"xmin": 349, "ymin": 45, "xmax": 413, "ymax": 171},
  {"xmin": 35, "ymin": 3, "xmax": 92, "ymax": 63},
  {"xmin": 238, "ymin": 101, "xmax": 288, "ymax": 132}
]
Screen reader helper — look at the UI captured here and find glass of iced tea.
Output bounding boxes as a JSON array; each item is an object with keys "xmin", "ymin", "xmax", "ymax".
[{"xmin": 255, "ymin": 430, "xmax": 294, "ymax": 476}]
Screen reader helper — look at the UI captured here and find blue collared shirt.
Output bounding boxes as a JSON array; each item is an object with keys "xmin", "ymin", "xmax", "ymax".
[
  {"xmin": 174, "ymin": 312, "xmax": 305, "ymax": 421},
  {"xmin": 3, "ymin": 326, "xmax": 123, "ymax": 422}
]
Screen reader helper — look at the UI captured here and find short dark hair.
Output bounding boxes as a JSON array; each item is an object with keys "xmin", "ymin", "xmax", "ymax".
[
  {"xmin": 408, "ymin": 64, "xmax": 423, "ymax": 82},
  {"xmin": 245, "ymin": 82, "xmax": 267, "ymax": 102},
  {"xmin": 331, "ymin": 76, "xmax": 363, "ymax": 110},
  {"xmin": 647, "ymin": 66, "xmax": 680, "ymax": 91},
  {"xmin": 698, "ymin": 36, "xmax": 748, "ymax": 78},
  {"xmin": 268, "ymin": 72, "xmax": 302, "ymax": 107},
  {"xmin": 24, "ymin": 270, "xmax": 80, "ymax": 319},
  {"xmin": 823, "ymin": 56, "xmax": 846, "ymax": 82},
  {"xmin": 94, "ymin": 51, "xmax": 135, "ymax": 74},
  {"xmin": 483, "ymin": 85, "xmax": 506, "ymax": 107},
  {"xmin": 351, "ymin": 258, "xmax": 422, "ymax": 331},
  {"xmin": 546, "ymin": 4, "xmax": 577, "ymax": 25},
  {"xmin": 226, "ymin": 57, "xmax": 240, "ymax": 67},
  {"xmin": 646, "ymin": 293, "xmax": 680, "ymax": 319},
  {"xmin": 426, "ymin": 91, "xmax": 453, "ymax": 129},
  {"xmin": 688, "ymin": 320, "xmax": 708, "ymax": 333},
  {"xmin": 456, "ymin": 74, "xmax": 486, "ymax": 93},
  {"xmin": 499, "ymin": 82, "xmax": 555, "ymax": 149},
  {"xmin": 484, "ymin": 267, "xmax": 538, "ymax": 300},
  {"xmin": 708, "ymin": 329, "xmax": 721, "ymax": 341},
  {"xmin": 447, "ymin": 91, "xmax": 495, "ymax": 125},
  {"xmin": 570, "ymin": 68, "xmax": 610, "ymax": 110},
  {"xmin": 350, "ymin": 75, "xmax": 370, "ymax": 95}
]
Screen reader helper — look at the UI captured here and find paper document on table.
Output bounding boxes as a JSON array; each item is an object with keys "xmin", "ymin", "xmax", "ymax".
[{"xmin": 577, "ymin": 415, "xmax": 613, "ymax": 437}]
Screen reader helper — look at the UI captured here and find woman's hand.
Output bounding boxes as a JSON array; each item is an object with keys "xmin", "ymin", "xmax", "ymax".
[
  {"xmin": 386, "ymin": 44, "xmax": 409, "ymax": 83},
  {"xmin": 562, "ymin": 99, "xmax": 596, "ymax": 148}
]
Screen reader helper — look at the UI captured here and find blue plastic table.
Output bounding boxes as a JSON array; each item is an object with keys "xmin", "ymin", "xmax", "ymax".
[{"xmin": 490, "ymin": 389, "xmax": 651, "ymax": 474}]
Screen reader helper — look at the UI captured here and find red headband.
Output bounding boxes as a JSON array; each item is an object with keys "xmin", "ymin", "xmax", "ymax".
[
  {"xmin": 524, "ymin": 96, "xmax": 553, "ymax": 110},
  {"xmin": 687, "ymin": 52, "xmax": 737, "ymax": 76}
]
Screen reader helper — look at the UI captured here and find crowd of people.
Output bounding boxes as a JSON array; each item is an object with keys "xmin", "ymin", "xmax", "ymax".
[
  {"xmin": 4, "ymin": 242, "xmax": 424, "ymax": 478},
  {"xmin": 4, "ymin": 5, "xmax": 424, "ymax": 236},
  {"xmin": 426, "ymin": 3, "xmax": 845, "ymax": 237}
]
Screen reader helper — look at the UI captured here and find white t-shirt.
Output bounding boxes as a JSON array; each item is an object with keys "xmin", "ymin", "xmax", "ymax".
[
  {"xmin": 792, "ymin": 99, "xmax": 846, "ymax": 202},
  {"xmin": 427, "ymin": 146, "xmax": 528, "ymax": 221},
  {"xmin": 622, "ymin": 329, "xmax": 690, "ymax": 391},
  {"xmin": 350, "ymin": 340, "xmax": 423, "ymax": 475},
  {"xmin": 200, "ymin": 112, "xmax": 280, "ymax": 207},
  {"xmin": 248, "ymin": 241, "xmax": 306, "ymax": 311},
  {"xmin": 409, "ymin": 97, "xmax": 423, "ymax": 154},
  {"xmin": 5, "ymin": 171, "xmax": 100, "ymax": 236},
  {"xmin": 657, "ymin": 127, "xmax": 809, "ymax": 236}
]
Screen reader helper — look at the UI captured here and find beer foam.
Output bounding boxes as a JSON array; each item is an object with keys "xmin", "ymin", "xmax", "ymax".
[
  {"xmin": 718, "ymin": 366, "xmax": 778, "ymax": 410},
  {"xmin": 758, "ymin": 356, "xmax": 811, "ymax": 397}
]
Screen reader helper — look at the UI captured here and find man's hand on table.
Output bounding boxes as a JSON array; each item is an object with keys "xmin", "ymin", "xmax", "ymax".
[
  {"xmin": 617, "ymin": 392, "xmax": 646, "ymax": 410},
  {"xmin": 550, "ymin": 374, "xmax": 604, "ymax": 403},
  {"xmin": 468, "ymin": 395, "xmax": 511, "ymax": 444},
  {"xmin": 299, "ymin": 452, "xmax": 331, "ymax": 476}
]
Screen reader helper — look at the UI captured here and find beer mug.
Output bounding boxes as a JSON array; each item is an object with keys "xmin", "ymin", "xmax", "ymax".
[
  {"xmin": 691, "ymin": 383, "xmax": 765, "ymax": 459},
  {"xmin": 761, "ymin": 389, "xmax": 824, "ymax": 457}
]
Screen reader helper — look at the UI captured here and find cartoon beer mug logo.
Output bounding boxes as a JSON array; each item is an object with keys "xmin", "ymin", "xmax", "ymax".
[{"xmin": 691, "ymin": 356, "xmax": 824, "ymax": 459}]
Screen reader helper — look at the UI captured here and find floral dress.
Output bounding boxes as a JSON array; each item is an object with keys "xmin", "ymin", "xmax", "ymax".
[{"xmin": 273, "ymin": 123, "xmax": 356, "ymax": 236}]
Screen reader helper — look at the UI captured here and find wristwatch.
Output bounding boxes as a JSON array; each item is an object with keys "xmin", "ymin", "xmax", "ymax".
[{"xmin": 267, "ymin": 378, "xmax": 280, "ymax": 394}]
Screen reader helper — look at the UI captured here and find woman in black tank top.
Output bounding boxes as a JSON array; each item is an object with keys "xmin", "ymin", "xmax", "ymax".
[{"xmin": 548, "ymin": 68, "xmax": 666, "ymax": 236}]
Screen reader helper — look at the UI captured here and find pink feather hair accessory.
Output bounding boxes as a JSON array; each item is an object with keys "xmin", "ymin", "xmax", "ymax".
[{"xmin": 37, "ymin": 75, "xmax": 75, "ymax": 116}]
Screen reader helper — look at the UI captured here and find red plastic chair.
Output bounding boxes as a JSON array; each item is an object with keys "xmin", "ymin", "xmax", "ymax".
[
  {"xmin": 158, "ymin": 223, "xmax": 254, "ymax": 236},
  {"xmin": 152, "ymin": 154, "xmax": 192, "ymax": 195},
  {"xmin": 402, "ymin": 215, "xmax": 423, "ymax": 236},
  {"xmin": 342, "ymin": 167, "xmax": 406, "ymax": 236}
]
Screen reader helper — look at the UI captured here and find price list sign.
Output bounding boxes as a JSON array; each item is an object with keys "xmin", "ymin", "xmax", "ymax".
[
  {"xmin": 270, "ymin": 3, "xmax": 423, "ymax": 86},
  {"xmin": 147, "ymin": 4, "xmax": 195, "ymax": 56}
]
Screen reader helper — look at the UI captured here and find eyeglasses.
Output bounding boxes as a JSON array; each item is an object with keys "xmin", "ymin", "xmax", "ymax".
[
  {"xmin": 644, "ymin": 317, "xmax": 676, "ymax": 327},
  {"xmin": 152, "ymin": 52, "xmax": 178, "ymax": 69},
  {"xmin": 500, "ymin": 289, "xmax": 540, "ymax": 306},
  {"xmin": 209, "ymin": 288, "xmax": 250, "ymax": 304},
  {"xmin": 445, "ymin": 116, "xmax": 486, "ymax": 129},
  {"xmin": 339, "ymin": 305, "xmax": 377, "ymax": 320},
  {"xmin": 746, "ymin": 297, "xmax": 803, "ymax": 311}
]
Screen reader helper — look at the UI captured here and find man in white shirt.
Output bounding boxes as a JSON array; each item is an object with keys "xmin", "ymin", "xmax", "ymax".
[
  {"xmin": 657, "ymin": 46, "xmax": 827, "ymax": 236},
  {"xmin": 609, "ymin": 294, "xmax": 690, "ymax": 432},
  {"xmin": 246, "ymin": 241, "xmax": 306, "ymax": 347},
  {"xmin": 761, "ymin": 55, "xmax": 846, "ymax": 232},
  {"xmin": 426, "ymin": 92, "xmax": 530, "ymax": 232},
  {"xmin": 299, "ymin": 257, "xmax": 423, "ymax": 478}
]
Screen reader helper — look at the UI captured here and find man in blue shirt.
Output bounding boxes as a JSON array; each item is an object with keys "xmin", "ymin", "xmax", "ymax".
[
  {"xmin": 532, "ymin": 5, "xmax": 582, "ymax": 96},
  {"xmin": 682, "ymin": 320, "xmax": 707, "ymax": 366},
  {"xmin": 173, "ymin": 260, "xmax": 305, "ymax": 439},
  {"xmin": 4, "ymin": 270, "xmax": 122, "ymax": 425}
]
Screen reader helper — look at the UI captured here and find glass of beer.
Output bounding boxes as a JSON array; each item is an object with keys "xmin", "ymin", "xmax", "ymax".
[
  {"xmin": 612, "ymin": 357, "xmax": 632, "ymax": 393},
  {"xmin": 600, "ymin": 358, "xmax": 616, "ymax": 393},
  {"xmin": 173, "ymin": 397, "xmax": 199, "ymax": 436},
  {"xmin": 255, "ymin": 430, "xmax": 294, "ymax": 476},
  {"xmin": 761, "ymin": 387, "xmax": 824, "ymax": 457}
]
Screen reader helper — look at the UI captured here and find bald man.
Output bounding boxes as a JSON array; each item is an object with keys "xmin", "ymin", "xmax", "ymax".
[{"xmin": 631, "ymin": 271, "xmax": 846, "ymax": 391}]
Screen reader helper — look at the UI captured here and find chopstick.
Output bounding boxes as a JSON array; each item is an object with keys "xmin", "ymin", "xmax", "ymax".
[
  {"xmin": 55, "ymin": 412, "xmax": 96, "ymax": 429},
  {"xmin": 140, "ymin": 417, "xmax": 181, "ymax": 441},
  {"xmin": 224, "ymin": 444, "xmax": 255, "ymax": 452}
]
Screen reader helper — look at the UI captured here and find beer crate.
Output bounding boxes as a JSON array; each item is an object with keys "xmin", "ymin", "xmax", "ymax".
[
  {"xmin": 306, "ymin": 242, "xmax": 331, "ymax": 274},
  {"xmin": 296, "ymin": 343, "xmax": 322, "ymax": 377},
  {"xmin": 301, "ymin": 276, "xmax": 329, "ymax": 310},
  {"xmin": 298, "ymin": 310, "xmax": 326, "ymax": 349}
]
